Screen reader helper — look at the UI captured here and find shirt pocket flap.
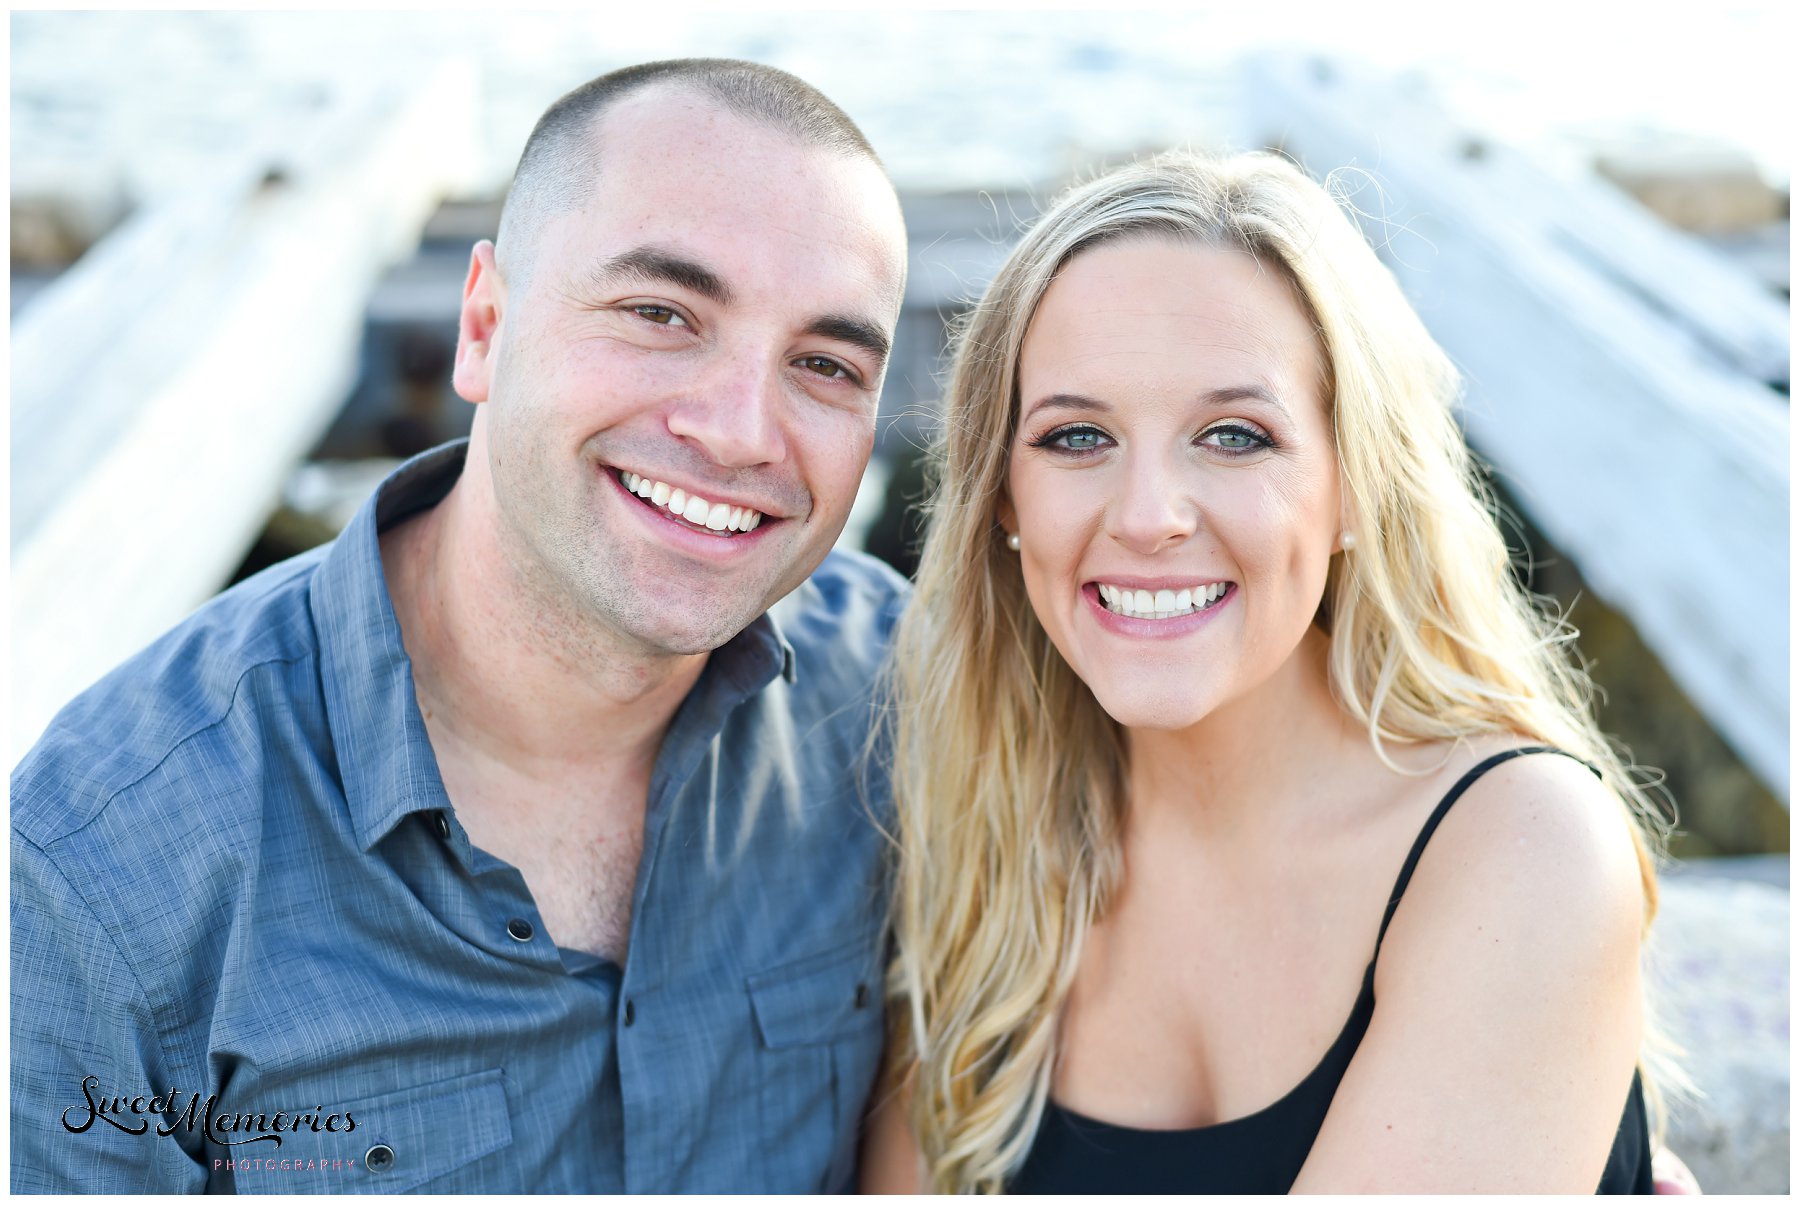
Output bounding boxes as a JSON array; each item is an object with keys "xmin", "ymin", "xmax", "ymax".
[
  {"xmin": 747, "ymin": 940, "xmax": 881, "ymax": 1050},
  {"xmin": 230, "ymin": 1068, "xmax": 511, "ymax": 1193}
]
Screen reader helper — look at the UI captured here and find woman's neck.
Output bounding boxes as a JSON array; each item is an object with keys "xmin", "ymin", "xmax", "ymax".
[{"xmin": 1123, "ymin": 626, "xmax": 1361, "ymax": 845}]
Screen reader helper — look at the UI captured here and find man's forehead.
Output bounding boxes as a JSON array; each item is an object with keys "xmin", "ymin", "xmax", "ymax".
[
  {"xmin": 552, "ymin": 124, "xmax": 902, "ymax": 310},
  {"xmin": 582, "ymin": 84, "xmax": 875, "ymax": 200}
]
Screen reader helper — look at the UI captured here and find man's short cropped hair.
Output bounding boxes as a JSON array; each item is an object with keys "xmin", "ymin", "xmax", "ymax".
[{"xmin": 496, "ymin": 58, "xmax": 883, "ymax": 279}]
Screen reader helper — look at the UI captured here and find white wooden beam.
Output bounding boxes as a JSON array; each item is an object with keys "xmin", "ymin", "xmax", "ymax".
[
  {"xmin": 1241, "ymin": 54, "xmax": 1789, "ymax": 799},
  {"xmin": 11, "ymin": 59, "xmax": 479, "ymax": 762}
]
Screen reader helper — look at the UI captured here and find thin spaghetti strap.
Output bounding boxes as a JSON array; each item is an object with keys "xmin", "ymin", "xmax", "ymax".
[{"xmin": 1372, "ymin": 745, "xmax": 1601, "ymax": 954}]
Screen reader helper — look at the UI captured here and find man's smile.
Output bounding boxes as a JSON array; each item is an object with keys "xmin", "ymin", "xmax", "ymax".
[
  {"xmin": 604, "ymin": 464, "xmax": 791, "ymax": 551},
  {"xmin": 614, "ymin": 467, "xmax": 769, "ymax": 535}
]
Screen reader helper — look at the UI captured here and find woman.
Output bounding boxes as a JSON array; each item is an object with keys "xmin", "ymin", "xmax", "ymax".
[{"xmin": 861, "ymin": 151, "xmax": 1669, "ymax": 1193}]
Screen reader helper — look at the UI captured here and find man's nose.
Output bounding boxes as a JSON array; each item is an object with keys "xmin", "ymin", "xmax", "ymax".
[
  {"xmin": 665, "ymin": 352, "xmax": 788, "ymax": 469},
  {"xmin": 1104, "ymin": 455, "xmax": 1199, "ymax": 554}
]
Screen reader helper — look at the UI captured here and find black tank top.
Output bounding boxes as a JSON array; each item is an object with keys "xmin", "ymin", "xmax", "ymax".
[{"xmin": 1009, "ymin": 746, "xmax": 1653, "ymax": 1194}]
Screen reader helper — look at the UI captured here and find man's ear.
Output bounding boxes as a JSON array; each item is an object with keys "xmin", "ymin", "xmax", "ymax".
[{"xmin": 452, "ymin": 240, "xmax": 503, "ymax": 405}]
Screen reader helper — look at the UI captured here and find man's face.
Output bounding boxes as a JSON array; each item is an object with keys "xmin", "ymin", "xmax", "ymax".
[{"xmin": 458, "ymin": 89, "xmax": 907, "ymax": 656}]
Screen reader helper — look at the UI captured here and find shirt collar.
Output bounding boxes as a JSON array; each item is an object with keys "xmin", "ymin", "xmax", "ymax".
[
  {"xmin": 312, "ymin": 442, "xmax": 465, "ymax": 851},
  {"xmin": 310, "ymin": 440, "xmax": 799, "ymax": 852}
]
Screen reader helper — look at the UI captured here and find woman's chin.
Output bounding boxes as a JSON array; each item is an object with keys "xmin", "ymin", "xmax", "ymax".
[{"xmin": 1085, "ymin": 681, "xmax": 1220, "ymax": 734}]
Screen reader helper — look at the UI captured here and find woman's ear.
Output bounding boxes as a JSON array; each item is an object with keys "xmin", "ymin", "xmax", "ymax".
[{"xmin": 996, "ymin": 490, "xmax": 1017, "ymax": 540}]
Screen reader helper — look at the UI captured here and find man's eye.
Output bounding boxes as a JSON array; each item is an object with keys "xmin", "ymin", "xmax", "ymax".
[
  {"xmin": 798, "ymin": 355, "xmax": 851, "ymax": 381},
  {"xmin": 631, "ymin": 305, "xmax": 686, "ymax": 327}
]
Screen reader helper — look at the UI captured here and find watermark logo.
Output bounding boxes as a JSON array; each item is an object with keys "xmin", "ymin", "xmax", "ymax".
[{"xmin": 61, "ymin": 1075, "xmax": 358, "ymax": 1150}]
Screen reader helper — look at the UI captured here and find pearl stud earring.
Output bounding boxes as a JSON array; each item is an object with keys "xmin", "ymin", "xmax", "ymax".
[
  {"xmin": 1006, "ymin": 532, "xmax": 1021, "ymax": 552},
  {"xmin": 1338, "ymin": 531, "xmax": 1357, "ymax": 551}
]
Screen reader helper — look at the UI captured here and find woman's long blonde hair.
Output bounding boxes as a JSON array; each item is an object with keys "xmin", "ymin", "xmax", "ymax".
[{"xmin": 883, "ymin": 150, "xmax": 1670, "ymax": 1193}]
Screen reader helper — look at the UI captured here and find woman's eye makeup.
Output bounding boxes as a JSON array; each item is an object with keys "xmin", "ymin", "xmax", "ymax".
[
  {"xmin": 1025, "ymin": 421, "xmax": 1277, "ymax": 456},
  {"xmin": 1199, "ymin": 422, "xmax": 1276, "ymax": 453},
  {"xmin": 1025, "ymin": 423, "xmax": 1111, "ymax": 453}
]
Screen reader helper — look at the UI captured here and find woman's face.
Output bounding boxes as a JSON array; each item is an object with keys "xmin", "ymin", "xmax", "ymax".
[{"xmin": 1001, "ymin": 237, "xmax": 1343, "ymax": 732}]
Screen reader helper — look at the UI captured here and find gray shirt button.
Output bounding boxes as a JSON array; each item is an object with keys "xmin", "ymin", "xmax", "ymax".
[
  {"xmin": 365, "ymin": 1143, "xmax": 395, "ymax": 1172},
  {"xmin": 506, "ymin": 918, "xmax": 534, "ymax": 942}
]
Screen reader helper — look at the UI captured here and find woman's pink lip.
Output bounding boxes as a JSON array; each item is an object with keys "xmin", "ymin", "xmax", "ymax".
[{"xmin": 1082, "ymin": 581, "xmax": 1235, "ymax": 637}]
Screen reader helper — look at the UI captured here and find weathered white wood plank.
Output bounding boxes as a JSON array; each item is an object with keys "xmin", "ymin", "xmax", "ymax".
[
  {"xmin": 1240, "ymin": 54, "xmax": 1789, "ymax": 799},
  {"xmin": 10, "ymin": 59, "xmax": 478, "ymax": 762}
]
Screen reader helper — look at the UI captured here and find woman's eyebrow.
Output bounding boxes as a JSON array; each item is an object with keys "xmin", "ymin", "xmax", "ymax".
[
  {"xmin": 1201, "ymin": 383, "xmax": 1291, "ymax": 418},
  {"xmin": 1021, "ymin": 392, "xmax": 1110, "ymax": 422},
  {"xmin": 1022, "ymin": 386, "xmax": 1290, "ymax": 422}
]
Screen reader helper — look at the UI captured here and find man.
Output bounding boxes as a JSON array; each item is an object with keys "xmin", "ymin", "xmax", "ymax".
[{"xmin": 13, "ymin": 59, "xmax": 908, "ymax": 1192}]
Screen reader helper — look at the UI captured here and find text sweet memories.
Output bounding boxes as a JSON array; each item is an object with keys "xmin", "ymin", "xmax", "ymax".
[{"xmin": 62, "ymin": 1076, "xmax": 357, "ymax": 1149}]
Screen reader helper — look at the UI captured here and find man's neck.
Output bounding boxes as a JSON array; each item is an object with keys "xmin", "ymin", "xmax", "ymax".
[{"xmin": 379, "ymin": 471, "xmax": 708, "ymax": 782}]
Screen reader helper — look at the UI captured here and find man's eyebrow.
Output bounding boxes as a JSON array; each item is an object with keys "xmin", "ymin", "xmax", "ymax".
[
  {"xmin": 803, "ymin": 315, "xmax": 891, "ymax": 367},
  {"xmin": 589, "ymin": 246, "xmax": 734, "ymax": 307}
]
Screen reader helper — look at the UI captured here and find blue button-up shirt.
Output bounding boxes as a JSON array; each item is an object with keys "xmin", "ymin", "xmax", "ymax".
[{"xmin": 11, "ymin": 442, "xmax": 907, "ymax": 1193}]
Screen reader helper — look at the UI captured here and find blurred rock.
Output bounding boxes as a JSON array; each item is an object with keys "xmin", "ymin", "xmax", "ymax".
[
  {"xmin": 1594, "ymin": 134, "xmax": 1786, "ymax": 235},
  {"xmin": 1647, "ymin": 870, "xmax": 1789, "ymax": 1194},
  {"xmin": 11, "ymin": 190, "xmax": 130, "ymax": 269}
]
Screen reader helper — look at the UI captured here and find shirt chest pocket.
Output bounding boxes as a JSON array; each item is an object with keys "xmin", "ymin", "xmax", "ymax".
[
  {"xmin": 746, "ymin": 939, "xmax": 885, "ymax": 1192},
  {"xmin": 223, "ymin": 1069, "xmax": 512, "ymax": 1194}
]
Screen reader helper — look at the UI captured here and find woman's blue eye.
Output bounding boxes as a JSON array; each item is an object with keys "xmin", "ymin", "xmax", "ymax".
[
  {"xmin": 1202, "ymin": 424, "xmax": 1272, "ymax": 452},
  {"xmin": 1025, "ymin": 424, "xmax": 1111, "ymax": 453}
]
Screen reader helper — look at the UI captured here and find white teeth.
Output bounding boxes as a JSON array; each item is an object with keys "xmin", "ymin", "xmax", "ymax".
[
  {"xmin": 619, "ymin": 470, "xmax": 766, "ymax": 535},
  {"xmin": 1096, "ymin": 581, "xmax": 1231, "ymax": 619}
]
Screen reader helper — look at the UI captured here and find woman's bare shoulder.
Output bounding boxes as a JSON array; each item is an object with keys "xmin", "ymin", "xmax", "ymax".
[
  {"xmin": 1290, "ymin": 738, "xmax": 1649, "ymax": 1191},
  {"xmin": 1380, "ymin": 737, "xmax": 1647, "ymax": 982}
]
